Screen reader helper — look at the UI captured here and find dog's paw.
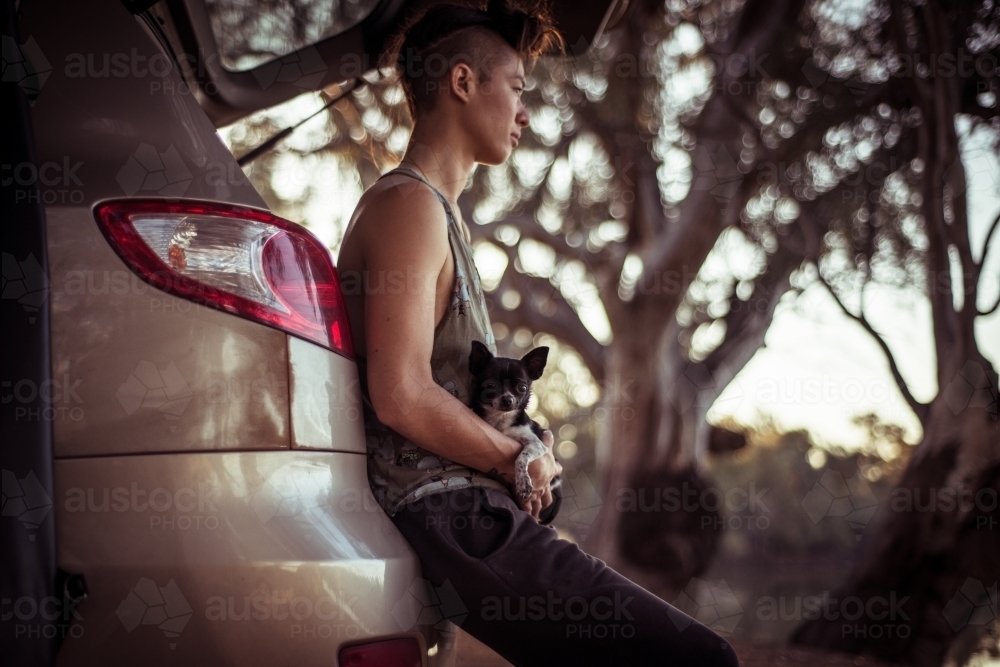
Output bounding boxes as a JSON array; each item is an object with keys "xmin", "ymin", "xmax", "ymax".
[
  {"xmin": 518, "ymin": 439, "xmax": 547, "ymax": 463},
  {"xmin": 515, "ymin": 473, "xmax": 533, "ymax": 500},
  {"xmin": 514, "ymin": 458, "xmax": 533, "ymax": 499},
  {"xmin": 513, "ymin": 438, "xmax": 548, "ymax": 500}
]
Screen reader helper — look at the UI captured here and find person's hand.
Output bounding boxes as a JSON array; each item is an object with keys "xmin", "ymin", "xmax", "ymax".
[{"xmin": 518, "ymin": 429, "xmax": 562, "ymax": 521}]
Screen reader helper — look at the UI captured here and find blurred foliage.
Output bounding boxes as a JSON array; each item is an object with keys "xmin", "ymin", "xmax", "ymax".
[
  {"xmin": 698, "ymin": 416, "xmax": 919, "ymax": 643},
  {"xmin": 205, "ymin": 0, "xmax": 378, "ymax": 70},
  {"xmin": 707, "ymin": 415, "xmax": 911, "ymax": 559}
]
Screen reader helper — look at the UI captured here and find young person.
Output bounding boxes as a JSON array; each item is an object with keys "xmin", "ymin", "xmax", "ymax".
[{"xmin": 337, "ymin": 1, "xmax": 740, "ymax": 664}]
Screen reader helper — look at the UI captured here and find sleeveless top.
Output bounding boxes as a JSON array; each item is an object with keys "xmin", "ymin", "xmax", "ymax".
[{"xmin": 355, "ymin": 166, "xmax": 512, "ymax": 517}]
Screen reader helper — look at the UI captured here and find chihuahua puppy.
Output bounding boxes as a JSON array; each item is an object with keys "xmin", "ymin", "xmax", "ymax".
[{"xmin": 468, "ymin": 341, "xmax": 562, "ymax": 516}]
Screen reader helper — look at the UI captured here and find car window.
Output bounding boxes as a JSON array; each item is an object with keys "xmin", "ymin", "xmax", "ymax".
[{"xmin": 205, "ymin": 0, "xmax": 382, "ymax": 71}]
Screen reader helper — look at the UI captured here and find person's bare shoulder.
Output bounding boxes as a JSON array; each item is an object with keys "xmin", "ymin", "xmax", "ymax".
[
  {"xmin": 351, "ymin": 173, "xmax": 450, "ymax": 265},
  {"xmin": 353, "ymin": 174, "xmax": 452, "ymax": 420}
]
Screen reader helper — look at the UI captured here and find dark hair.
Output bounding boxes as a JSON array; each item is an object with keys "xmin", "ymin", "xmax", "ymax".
[{"xmin": 380, "ymin": 0, "xmax": 565, "ymax": 120}]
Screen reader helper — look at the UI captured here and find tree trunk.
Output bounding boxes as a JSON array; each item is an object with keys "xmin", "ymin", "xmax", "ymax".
[
  {"xmin": 793, "ymin": 2, "xmax": 1000, "ymax": 662},
  {"xmin": 580, "ymin": 0, "xmax": 807, "ymax": 596},
  {"xmin": 585, "ymin": 243, "xmax": 801, "ymax": 599},
  {"xmin": 792, "ymin": 384, "xmax": 999, "ymax": 666}
]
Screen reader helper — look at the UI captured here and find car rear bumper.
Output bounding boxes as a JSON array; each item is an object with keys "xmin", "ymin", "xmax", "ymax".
[{"xmin": 53, "ymin": 450, "xmax": 429, "ymax": 665}]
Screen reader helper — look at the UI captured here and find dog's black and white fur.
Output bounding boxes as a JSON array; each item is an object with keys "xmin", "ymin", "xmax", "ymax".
[{"xmin": 468, "ymin": 340, "xmax": 561, "ymax": 503}]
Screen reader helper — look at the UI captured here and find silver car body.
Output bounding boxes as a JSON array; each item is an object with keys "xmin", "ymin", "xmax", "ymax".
[
  {"xmin": 12, "ymin": 0, "xmax": 619, "ymax": 663},
  {"xmin": 23, "ymin": 0, "xmax": 435, "ymax": 663}
]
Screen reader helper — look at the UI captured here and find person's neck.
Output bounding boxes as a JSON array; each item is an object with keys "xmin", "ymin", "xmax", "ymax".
[{"xmin": 399, "ymin": 117, "xmax": 475, "ymax": 206}]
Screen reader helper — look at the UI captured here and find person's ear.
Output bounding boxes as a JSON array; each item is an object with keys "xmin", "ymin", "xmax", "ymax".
[{"xmin": 450, "ymin": 62, "xmax": 475, "ymax": 103}]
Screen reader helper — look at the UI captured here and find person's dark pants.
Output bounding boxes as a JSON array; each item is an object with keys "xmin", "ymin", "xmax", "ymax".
[{"xmin": 391, "ymin": 487, "xmax": 740, "ymax": 667}]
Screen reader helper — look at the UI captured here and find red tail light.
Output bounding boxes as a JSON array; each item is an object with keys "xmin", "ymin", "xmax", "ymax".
[
  {"xmin": 94, "ymin": 199, "xmax": 354, "ymax": 359},
  {"xmin": 338, "ymin": 637, "xmax": 422, "ymax": 666}
]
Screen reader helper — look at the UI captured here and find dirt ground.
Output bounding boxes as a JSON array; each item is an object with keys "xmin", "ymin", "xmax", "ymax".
[{"xmin": 449, "ymin": 627, "xmax": 898, "ymax": 666}]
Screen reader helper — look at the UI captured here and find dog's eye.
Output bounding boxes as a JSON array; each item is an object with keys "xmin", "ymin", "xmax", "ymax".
[
  {"xmin": 484, "ymin": 381, "xmax": 498, "ymax": 391},
  {"xmin": 517, "ymin": 384, "xmax": 527, "ymax": 393}
]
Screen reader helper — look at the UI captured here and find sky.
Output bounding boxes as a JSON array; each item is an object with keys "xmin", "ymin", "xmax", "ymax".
[{"xmin": 707, "ymin": 125, "xmax": 999, "ymax": 449}]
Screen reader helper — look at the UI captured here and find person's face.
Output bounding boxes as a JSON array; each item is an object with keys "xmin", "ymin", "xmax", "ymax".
[{"xmin": 465, "ymin": 49, "xmax": 530, "ymax": 165}]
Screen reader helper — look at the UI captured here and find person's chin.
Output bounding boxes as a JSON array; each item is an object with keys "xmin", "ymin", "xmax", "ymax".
[{"xmin": 478, "ymin": 148, "xmax": 510, "ymax": 166}]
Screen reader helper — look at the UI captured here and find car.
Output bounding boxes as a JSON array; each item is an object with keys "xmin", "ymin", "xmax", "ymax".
[{"xmin": 2, "ymin": 0, "xmax": 623, "ymax": 665}]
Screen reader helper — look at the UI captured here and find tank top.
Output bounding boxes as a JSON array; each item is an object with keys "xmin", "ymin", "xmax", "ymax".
[{"xmin": 354, "ymin": 166, "xmax": 512, "ymax": 517}]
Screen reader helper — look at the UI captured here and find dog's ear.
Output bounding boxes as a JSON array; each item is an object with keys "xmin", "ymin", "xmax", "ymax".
[
  {"xmin": 469, "ymin": 340, "xmax": 494, "ymax": 376},
  {"xmin": 520, "ymin": 346, "xmax": 549, "ymax": 381}
]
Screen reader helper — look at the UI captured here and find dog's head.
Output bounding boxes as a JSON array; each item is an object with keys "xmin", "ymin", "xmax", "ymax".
[{"xmin": 468, "ymin": 340, "xmax": 548, "ymax": 413}]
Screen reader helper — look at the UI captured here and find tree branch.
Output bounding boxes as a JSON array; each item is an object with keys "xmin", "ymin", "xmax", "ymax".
[
  {"xmin": 465, "ymin": 210, "xmax": 579, "ymax": 258},
  {"xmin": 814, "ymin": 266, "xmax": 930, "ymax": 423},
  {"xmin": 977, "ymin": 209, "xmax": 1000, "ymax": 269},
  {"xmin": 489, "ymin": 264, "xmax": 606, "ymax": 381},
  {"xmin": 980, "ymin": 293, "xmax": 1000, "ymax": 317},
  {"xmin": 976, "ymin": 210, "xmax": 1000, "ymax": 317}
]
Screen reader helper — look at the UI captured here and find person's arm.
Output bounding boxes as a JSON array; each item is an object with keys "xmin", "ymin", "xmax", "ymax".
[{"xmin": 361, "ymin": 183, "xmax": 560, "ymax": 515}]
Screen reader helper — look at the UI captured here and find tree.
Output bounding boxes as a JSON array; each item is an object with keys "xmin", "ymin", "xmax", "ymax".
[
  {"xmin": 780, "ymin": 1, "xmax": 1000, "ymax": 664},
  {"xmin": 219, "ymin": 0, "xmax": 999, "ymax": 661},
  {"xmin": 468, "ymin": 2, "xmax": 1000, "ymax": 661}
]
